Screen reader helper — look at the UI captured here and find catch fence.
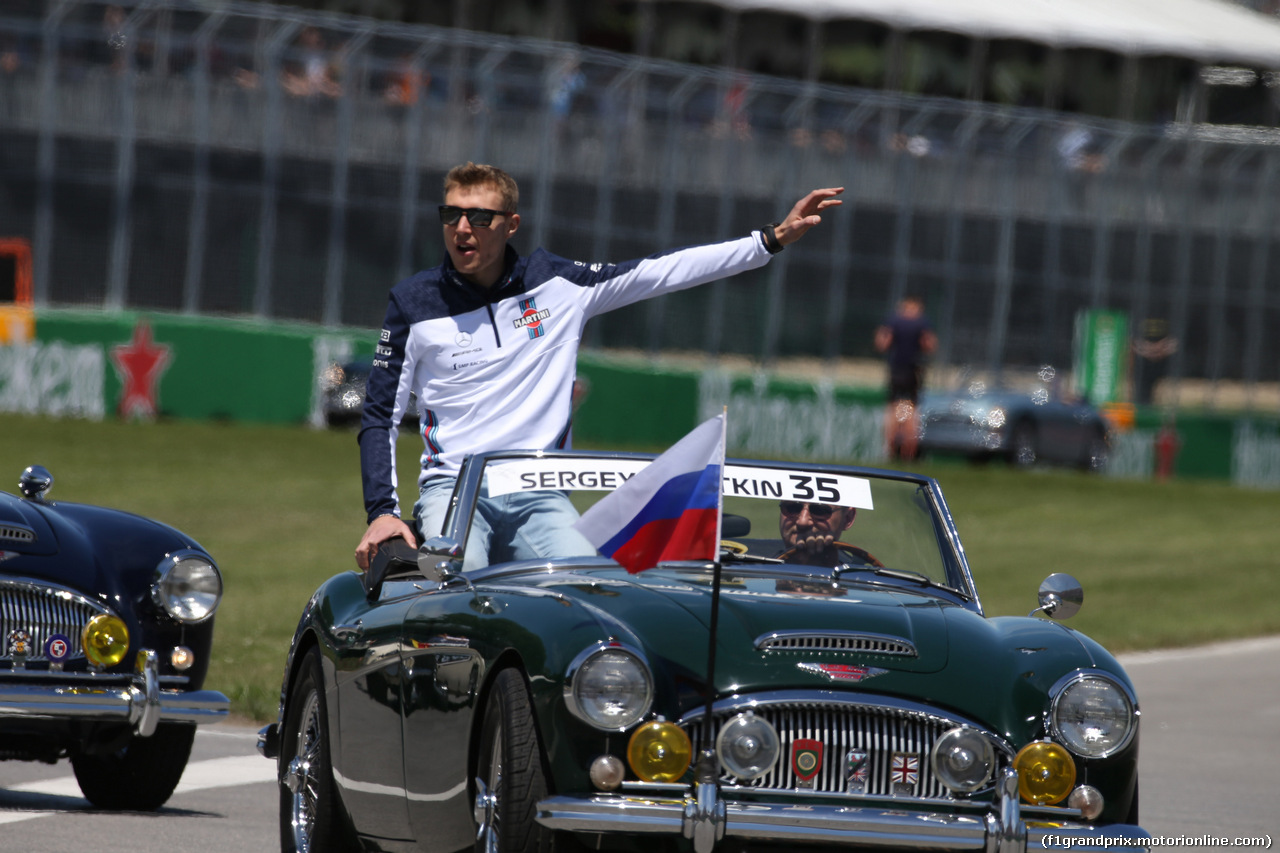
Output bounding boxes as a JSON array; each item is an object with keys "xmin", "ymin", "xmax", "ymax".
[{"xmin": 2, "ymin": 0, "xmax": 1279, "ymax": 409}]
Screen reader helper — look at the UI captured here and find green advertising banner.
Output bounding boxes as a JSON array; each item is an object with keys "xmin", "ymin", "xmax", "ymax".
[{"xmin": 1073, "ymin": 309, "xmax": 1129, "ymax": 406}]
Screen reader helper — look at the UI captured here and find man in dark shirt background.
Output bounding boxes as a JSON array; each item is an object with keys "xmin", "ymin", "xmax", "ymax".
[{"xmin": 874, "ymin": 295, "xmax": 937, "ymax": 461}]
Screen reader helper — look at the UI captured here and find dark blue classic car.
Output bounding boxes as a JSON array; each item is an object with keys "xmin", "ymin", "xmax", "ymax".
[{"xmin": 0, "ymin": 465, "xmax": 229, "ymax": 810}]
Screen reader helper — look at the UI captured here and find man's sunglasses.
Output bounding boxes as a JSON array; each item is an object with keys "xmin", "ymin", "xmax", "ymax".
[
  {"xmin": 779, "ymin": 501, "xmax": 836, "ymax": 519},
  {"xmin": 438, "ymin": 205, "xmax": 510, "ymax": 227}
]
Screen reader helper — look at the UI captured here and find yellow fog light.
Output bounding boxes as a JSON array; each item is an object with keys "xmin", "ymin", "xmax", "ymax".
[
  {"xmin": 1014, "ymin": 741, "xmax": 1076, "ymax": 805},
  {"xmin": 627, "ymin": 721, "xmax": 692, "ymax": 783},
  {"xmin": 81, "ymin": 614, "xmax": 129, "ymax": 669}
]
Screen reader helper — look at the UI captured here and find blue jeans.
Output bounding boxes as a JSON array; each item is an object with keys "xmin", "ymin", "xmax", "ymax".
[{"xmin": 414, "ymin": 477, "xmax": 599, "ymax": 572}]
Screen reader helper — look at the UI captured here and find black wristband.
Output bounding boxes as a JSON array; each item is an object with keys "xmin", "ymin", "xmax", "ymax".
[{"xmin": 759, "ymin": 222, "xmax": 784, "ymax": 255}]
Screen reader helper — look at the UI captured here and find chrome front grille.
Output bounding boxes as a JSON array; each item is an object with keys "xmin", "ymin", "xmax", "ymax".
[
  {"xmin": 0, "ymin": 579, "xmax": 109, "ymax": 664},
  {"xmin": 689, "ymin": 702, "xmax": 993, "ymax": 801}
]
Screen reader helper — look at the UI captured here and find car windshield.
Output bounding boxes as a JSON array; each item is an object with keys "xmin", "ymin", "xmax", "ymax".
[{"xmin": 440, "ymin": 454, "xmax": 966, "ymax": 592}]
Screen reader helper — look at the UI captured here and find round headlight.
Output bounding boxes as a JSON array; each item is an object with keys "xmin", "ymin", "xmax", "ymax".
[
  {"xmin": 716, "ymin": 712, "xmax": 780, "ymax": 781},
  {"xmin": 1050, "ymin": 674, "xmax": 1136, "ymax": 758},
  {"xmin": 564, "ymin": 644, "xmax": 653, "ymax": 731},
  {"xmin": 82, "ymin": 614, "xmax": 129, "ymax": 669},
  {"xmin": 1014, "ymin": 741, "xmax": 1076, "ymax": 805},
  {"xmin": 930, "ymin": 727, "xmax": 996, "ymax": 793},
  {"xmin": 627, "ymin": 721, "xmax": 692, "ymax": 783},
  {"xmin": 152, "ymin": 551, "xmax": 223, "ymax": 624}
]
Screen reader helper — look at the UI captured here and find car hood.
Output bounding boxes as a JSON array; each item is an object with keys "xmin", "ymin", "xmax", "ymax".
[
  {"xmin": 536, "ymin": 566, "xmax": 1105, "ymax": 741},
  {"xmin": 541, "ymin": 567, "xmax": 953, "ymax": 676},
  {"xmin": 0, "ymin": 491, "xmax": 198, "ymax": 602}
]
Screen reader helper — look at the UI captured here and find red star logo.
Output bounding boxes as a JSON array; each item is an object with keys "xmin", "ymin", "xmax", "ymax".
[{"xmin": 110, "ymin": 320, "xmax": 171, "ymax": 420}]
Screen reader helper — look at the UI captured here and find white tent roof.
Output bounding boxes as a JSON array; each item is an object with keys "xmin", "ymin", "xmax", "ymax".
[{"xmin": 707, "ymin": 0, "xmax": 1280, "ymax": 67}]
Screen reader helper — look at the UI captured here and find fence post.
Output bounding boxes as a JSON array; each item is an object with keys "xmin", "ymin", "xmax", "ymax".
[
  {"xmin": 183, "ymin": 8, "xmax": 226, "ymax": 315},
  {"xmin": 253, "ymin": 18, "xmax": 300, "ymax": 318},
  {"xmin": 322, "ymin": 27, "xmax": 372, "ymax": 327},
  {"xmin": 33, "ymin": 0, "xmax": 73, "ymax": 307}
]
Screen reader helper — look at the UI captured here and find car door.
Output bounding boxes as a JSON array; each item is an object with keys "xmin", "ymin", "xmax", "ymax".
[
  {"xmin": 331, "ymin": 585, "xmax": 418, "ymax": 845},
  {"xmin": 400, "ymin": 587, "xmax": 488, "ymax": 851}
]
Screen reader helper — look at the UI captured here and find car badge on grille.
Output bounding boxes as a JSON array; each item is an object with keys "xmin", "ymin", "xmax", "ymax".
[
  {"xmin": 0, "ymin": 551, "xmax": 16, "ymax": 563},
  {"xmin": 7, "ymin": 629, "xmax": 33, "ymax": 666},
  {"xmin": 890, "ymin": 752, "xmax": 919, "ymax": 795},
  {"xmin": 796, "ymin": 662, "xmax": 888, "ymax": 682},
  {"xmin": 845, "ymin": 749, "xmax": 870, "ymax": 794},
  {"xmin": 792, "ymin": 739, "xmax": 823, "ymax": 788},
  {"xmin": 45, "ymin": 633, "xmax": 72, "ymax": 672}
]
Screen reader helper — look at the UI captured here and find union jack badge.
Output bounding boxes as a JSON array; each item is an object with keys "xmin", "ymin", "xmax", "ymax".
[
  {"xmin": 792, "ymin": 738, "xmax": 824, "ymax": 788},
  {"xmin": 845, "ymin": 749, "xmax": 870, "ymax": 794},
  {"xmin": 890, "ymin": 752, "xmax": 919, "ymax": 796}
]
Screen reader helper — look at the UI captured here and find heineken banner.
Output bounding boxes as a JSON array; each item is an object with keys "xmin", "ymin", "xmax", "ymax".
[{"xmin": 1073, "ymin": 309, "xmax": 1128, "ymax": 406}]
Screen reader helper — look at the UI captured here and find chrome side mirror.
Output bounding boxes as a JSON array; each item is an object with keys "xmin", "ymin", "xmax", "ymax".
[
  {"xmin": 19, "ymin": 465, "xmax": 53, "ymax": 501},
  {"xmin": 419, "ymin": 536, "xmax": 463, "ymax": 583},
  {"xmin": 1030, "ymin": 573, "xmax": 1083, "ymax": 620}
]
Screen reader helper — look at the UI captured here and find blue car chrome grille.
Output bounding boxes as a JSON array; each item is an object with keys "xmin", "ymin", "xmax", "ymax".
[
  {"xmin": 0, "ymin": 579, "xmax": 108, "ymax": 664},
  {"xmin": 689, "ymin": 703, "xmax": 991, "ymax": 800}
]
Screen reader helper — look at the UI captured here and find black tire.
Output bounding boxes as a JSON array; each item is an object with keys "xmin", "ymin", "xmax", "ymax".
[
  {"xmin": 474, "ymin": 667, "xmax": 552, "ymax": 853},
  {"xmin": 71, "ymin": 722, "xmax": 195, "ymax": 810},
  {"xmin": 1079, "ymin": 429, "xmax": 1109, "ymax": 473},
  {"xmin": 279, "ymin": 646, "xmax": 359, "ymax": 853},
  {"xmin": 1009, "ymin": 422, "xmax": 1038, "ymax": 467}
]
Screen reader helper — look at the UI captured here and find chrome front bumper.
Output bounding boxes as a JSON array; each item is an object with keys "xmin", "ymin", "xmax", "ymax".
[
  {"xmin": 536, "ymin": 770, "xmax": 1150, "ymax": 853},
  {"xmin": 0, "ymin": 649, "xmax": 229, "ymax": 736}
]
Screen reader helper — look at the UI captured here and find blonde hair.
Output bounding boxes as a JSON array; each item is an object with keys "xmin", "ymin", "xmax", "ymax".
[{"xmin": 443, "ymin": 162, "xmax": 519, "ymax": 213}]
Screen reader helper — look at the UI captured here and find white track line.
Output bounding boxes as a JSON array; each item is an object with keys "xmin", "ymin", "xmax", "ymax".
[{"xmin": 0, "ymin": 754, "xmax": 275, "ymax": 825}]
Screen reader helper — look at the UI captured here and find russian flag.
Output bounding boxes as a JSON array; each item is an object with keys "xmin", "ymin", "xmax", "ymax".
[{"xmin": 574, "ymin": 413, "xmax": 726, "ymax": 573}]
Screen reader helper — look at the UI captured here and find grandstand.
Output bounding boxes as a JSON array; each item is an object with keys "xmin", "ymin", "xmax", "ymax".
[{"xmin": 385, "ymin": 0, "xmax": 1280, "ymax": 126}]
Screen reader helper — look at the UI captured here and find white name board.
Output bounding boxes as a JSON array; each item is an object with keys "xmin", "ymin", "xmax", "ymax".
[{"xmin": 485, "ymin": 459, "xmax": 872, "ymax": 509}]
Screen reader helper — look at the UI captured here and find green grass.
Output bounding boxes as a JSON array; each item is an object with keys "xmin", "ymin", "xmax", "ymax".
[{"xmin": 4, "ymin": 413, "xmax": 1279, "ymax": 721}]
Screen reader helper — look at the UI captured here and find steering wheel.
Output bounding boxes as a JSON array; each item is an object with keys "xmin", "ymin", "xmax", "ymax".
[{"xmin": 777, "ymin": 542, "xmax": 884, "ymax": 568}]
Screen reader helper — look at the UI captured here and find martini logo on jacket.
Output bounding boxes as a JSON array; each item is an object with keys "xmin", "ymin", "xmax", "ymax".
[{"xmin": 514, "ymin": 297, "xmax": 551, "ymax": 339}]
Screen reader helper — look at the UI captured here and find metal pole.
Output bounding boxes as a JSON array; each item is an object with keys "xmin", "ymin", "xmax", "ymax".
[
  {"xmin": 33, "ymin": 0, "xmax": 72, "ymax": 307},
  {"xmin": 938, "ymin": 109, "xmax": 983, "ymax": 370},
  {"xmin": 322, "ymin": 27, "xmax": 373, "ymax": 327},
  {"xmin": 888, "ymin": 106, "xmax": 935, "ymax": 307},
  {"xmin": 1166, "ymin": 142, "xmax": 1205, "ymax": 405},
  {"xmin": 584, "ymin": 64, "xmax": 641, "ymax": 349},
  {"xmin": 395, "ymin": 39, "xmax": 442, "ymax": 285},
  {"xmin": 254, "ymin": 19, "xmax": 301, "ymax": 318},
  {"xmin": 645, "ymin": 73, "xmax": 703, "ymax": 355},
  {"xmin": 1205, "ymin": 148, "xmax": 1252, "ymax": 408},
  {"xmin": 821, "ymin": 100, "xmax": 875, "ymax": 364},
  {"xmin": 183, "ymin": 8, "xmax": 227, "ymax": 315},
  {"xmin": 985, "ymin": 116, "xmax": 1034, "ymax": 377},
  {"xmin": 1128, "ymin": 138, "xmax": 1174, "ymax": 407},
  {"xmin": 106, "ymin": 3, "xmax": 154, "ymax": 310},
  {"xmin": 1242, "ymin": 154, "xmax": 1277, "ymax": 413}
]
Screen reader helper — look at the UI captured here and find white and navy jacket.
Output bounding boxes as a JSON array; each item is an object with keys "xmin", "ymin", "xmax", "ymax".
[{"xmin": 359, "ymin": 233, "xmax": 773, "ymax": 523}]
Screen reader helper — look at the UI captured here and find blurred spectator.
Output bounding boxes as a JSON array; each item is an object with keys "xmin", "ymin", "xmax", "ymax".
[
  {"xmin": 875, "ymin": 295, "xmax": 937, "ymax": 461},
  {"xmin": 1132, "ymin": 318, "xmax": 1178, "ymax": 405},
  {"xmin": 383, "ymin": 53, "xmax": 428, "ymax": 106},
  {"xmin": 281, "ymin": 27, "xmax": 340, "ymax": 98},
  {"xmin": 1058, "ymin": 122, "xmax": 1106, "ymax": 173},
  {"xmin": 548, "ymin": 55, "xmax": 585, "ymax": 119}
]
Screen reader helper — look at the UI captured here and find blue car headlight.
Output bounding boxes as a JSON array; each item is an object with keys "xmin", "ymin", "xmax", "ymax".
[{"xmin": 151, "ymin": 550, "xmax": 223, "ymax": 624}]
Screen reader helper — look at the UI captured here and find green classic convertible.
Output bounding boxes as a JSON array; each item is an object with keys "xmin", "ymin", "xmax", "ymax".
[{"xmin": 258, "ymin": 450, "xmax": 1148, "ymax": 853}]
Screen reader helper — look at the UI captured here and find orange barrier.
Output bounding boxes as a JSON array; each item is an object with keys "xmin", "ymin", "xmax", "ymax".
[{"xmin": 0, "ymin": 238, "xmax": 35, "ymax": 343}]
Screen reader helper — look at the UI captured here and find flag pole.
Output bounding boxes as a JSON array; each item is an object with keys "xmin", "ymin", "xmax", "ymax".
[{"xmin": 699, "ymin": 410, "xmax": 728, "ymax": 780}]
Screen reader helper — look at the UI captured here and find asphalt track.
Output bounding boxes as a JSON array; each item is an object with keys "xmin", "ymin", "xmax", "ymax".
[{"xmin": 1, "ymin": 636, "xmax": 1276, "ymax": 852}]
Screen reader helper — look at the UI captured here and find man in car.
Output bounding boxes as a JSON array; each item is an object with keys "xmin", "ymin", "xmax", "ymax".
[
  {"xmin": 355, "ymin": 162, "xmax": 844, "ymax": 571},
  {"xmin": 777, "ymin": 500, "xmax": 858, "ymax": 567}
]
